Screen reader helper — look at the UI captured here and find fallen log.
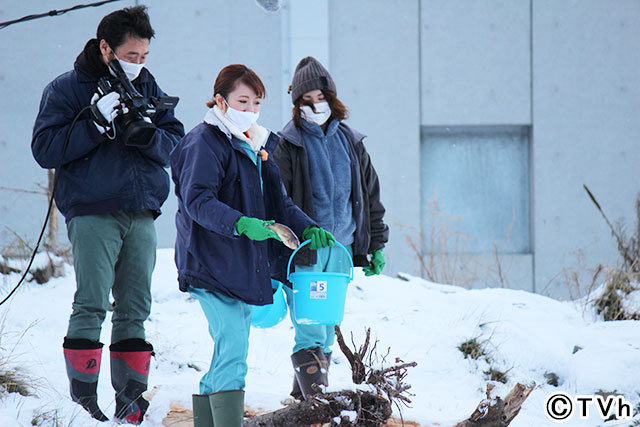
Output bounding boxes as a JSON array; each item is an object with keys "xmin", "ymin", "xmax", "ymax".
[
  {"xmin": 243, "ymin": 389, "xmax": 391, "ymax": 427},
  {"xmin": 453, "ymin": 382, "xmax": 535, "ymax": 427}
]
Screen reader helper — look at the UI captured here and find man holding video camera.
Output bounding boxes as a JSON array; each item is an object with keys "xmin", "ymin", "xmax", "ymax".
[{"xmin": 31, "ymin": 5, "xmax": 184, "ymax": 424}]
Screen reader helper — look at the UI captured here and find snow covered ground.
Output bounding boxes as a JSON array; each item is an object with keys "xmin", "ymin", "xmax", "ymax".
[{"xmin": 0, "ymin": 248, "xmax": 639, "ymax": 426}]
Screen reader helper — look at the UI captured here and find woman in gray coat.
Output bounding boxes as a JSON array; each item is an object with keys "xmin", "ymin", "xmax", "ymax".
[{"xmin": 273, "ymin": 56, "xmax": 389, "ymax": 400}]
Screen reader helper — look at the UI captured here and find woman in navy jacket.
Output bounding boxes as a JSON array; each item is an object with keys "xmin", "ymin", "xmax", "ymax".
[{"xmin": 170, "ymin": 64, "xmax": 334, "ymax": 426}]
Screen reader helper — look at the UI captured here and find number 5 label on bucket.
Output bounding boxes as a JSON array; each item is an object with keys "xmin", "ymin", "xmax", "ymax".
[{"xmin": 310, "ymin": 281, "xmax": 327, "ymax": 299}]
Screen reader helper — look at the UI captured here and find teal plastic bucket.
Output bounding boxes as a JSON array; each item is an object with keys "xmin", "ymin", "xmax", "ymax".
[
  {"xmin": 287, "ymin": 240, "xmax": 353, "ymax": 325},
  {"xmin": 251, "ymin": 280, "xmax": 287, "ymax": 328}
]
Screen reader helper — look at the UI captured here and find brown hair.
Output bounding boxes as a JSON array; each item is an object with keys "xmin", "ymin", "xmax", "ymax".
[
  {"xmin": 292, "ymin": 90, "xmax": 348, "ymax": 128},
  {"xmin": 205, "ymin": 64, "xmax": 266, "ymax": 108}
]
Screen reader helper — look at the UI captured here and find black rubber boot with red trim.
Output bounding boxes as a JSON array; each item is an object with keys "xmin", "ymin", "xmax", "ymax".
[
  {"xmin": 63, "ymin": 337, "xmax": 109, "ymax": 422},
  {"xmin": 110, "ymin": 338, "xmax": 153, "ymax": 424}
]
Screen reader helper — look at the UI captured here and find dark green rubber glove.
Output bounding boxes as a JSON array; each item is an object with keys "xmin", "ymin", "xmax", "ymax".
[
  {"xmin": 301, "ymin": 226, "xmax": 335, "ymax": 250},
  {"xmin": 235, "ymin": 216, "xmax": 281, "ymax": 241},
  {"xmin": 363, "ymin": 249, "xmax": 385, "ymax": 276}
]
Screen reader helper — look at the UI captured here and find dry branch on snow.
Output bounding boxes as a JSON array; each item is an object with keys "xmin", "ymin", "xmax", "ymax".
[{"xmin": 245, "ymin": 326, "xmax": 415, "ymax": 427}]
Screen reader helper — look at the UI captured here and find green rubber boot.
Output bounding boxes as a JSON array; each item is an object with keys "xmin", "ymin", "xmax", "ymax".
[
  {"xmin": 192, "ymin": 394, "xmax": 214, "ymax": 427},
  {"xmin": 209, "ymin": 390, "xmax": 244, "ymax": 427}
]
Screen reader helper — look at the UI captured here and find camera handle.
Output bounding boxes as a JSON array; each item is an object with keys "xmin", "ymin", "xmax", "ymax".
[
  {"xmin": 90, "ymin": 77, "xmax": 114, "ymax": 128},
  {"xmin": 107, "ymin": 59, "xmax": 144, "ymax": 98},
  {"xmin": 89, "ymin": 78, "xmax": 119, "ymax": 142}
]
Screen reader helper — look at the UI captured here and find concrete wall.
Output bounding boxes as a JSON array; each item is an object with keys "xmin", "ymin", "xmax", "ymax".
[
  {"xmin": 532, "ymin": 0, "xmax": 640, "ymax": 296},
  {"xmin": 421, "ymin": 0, "xmax": 531, "ymax": 125},
  {"xmin": 329, "ymin": 0, "xmax": 422, "ymax": 276},
  {"xmin": 416, "ymin": 0, "xmax": 640, "ymax": 296},
  {"xmin": 419, "ymin": 0, "xmax": 534, "ymax": 291}
]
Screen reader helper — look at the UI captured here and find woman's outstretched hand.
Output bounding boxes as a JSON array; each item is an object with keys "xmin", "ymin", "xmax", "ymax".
[{"xmin": 235, "ymin": 216, "xmax": 282, "ymax": 241}]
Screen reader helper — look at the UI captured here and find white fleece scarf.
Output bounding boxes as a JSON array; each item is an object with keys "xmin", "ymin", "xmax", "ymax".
[{"xmin": 204, "ymin": 105, "xmax": 269, "ymax": 154}]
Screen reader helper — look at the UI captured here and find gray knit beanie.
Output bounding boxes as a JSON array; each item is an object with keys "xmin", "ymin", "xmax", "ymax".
[{"xmin": 288, "ymin": 56, "xmax": 336, "ymax": 103}]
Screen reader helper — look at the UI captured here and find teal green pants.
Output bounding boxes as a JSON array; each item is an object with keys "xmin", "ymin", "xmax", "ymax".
[
  {"xmin": 66, "ymin": 210, "xmax": 156, "ymax": 343},
  {"xmin": 284, "ymin": 244, "xmax": 353, "ymax": 354},
  {"xmin": 188, "ymin": 286, "xmax": 253, "ymax": 394}
]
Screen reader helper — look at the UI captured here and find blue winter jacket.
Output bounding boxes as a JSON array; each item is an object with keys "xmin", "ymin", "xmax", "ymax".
[
  {"xmin": 31, "ymin": 39, "xmax": 185, "ymax": 220},
  {"xmin": 170, "ymin": 120, "xmax": 316, "ymax": 305}
]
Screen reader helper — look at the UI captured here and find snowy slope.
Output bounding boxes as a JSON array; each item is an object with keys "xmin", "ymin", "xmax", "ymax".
[{"xmin": 0, "ymin": 248, "xmax": 639, "ymax": 427}]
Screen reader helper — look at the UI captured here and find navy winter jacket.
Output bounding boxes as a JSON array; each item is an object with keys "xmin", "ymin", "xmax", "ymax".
[
  {"xmin": 170, "ymin": 120, "xmax": 316, "ymax": 305},
  {"xmin": 31, "ymin": 39, "xmax": 185, "ymax": 220}
]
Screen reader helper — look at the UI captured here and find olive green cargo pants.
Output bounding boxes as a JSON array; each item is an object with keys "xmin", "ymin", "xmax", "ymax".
[{"xmin": 65, "ymin": 210, "xmax": 156, "ymax": 344}]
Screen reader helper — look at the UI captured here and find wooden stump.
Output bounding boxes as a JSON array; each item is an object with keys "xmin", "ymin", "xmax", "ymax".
[{"xmin": 453, "ymin": 382, "xmax": 535, "ymax": 427}]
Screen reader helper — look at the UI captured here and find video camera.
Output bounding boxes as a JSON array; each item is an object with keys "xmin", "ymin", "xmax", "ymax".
[{"xmin": 92, "ymin": 59, "xmax": 179, "ymax": 147}]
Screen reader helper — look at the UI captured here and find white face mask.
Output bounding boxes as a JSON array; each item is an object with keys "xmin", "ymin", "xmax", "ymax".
[
  {"xmin": 118, "ymin": 59, "xmax": 145, "ymax": 81},
  {"xmin": 300, "ymin": 101, "xmax": 331, "ymax": 126},
  {"xmin": 224, "ymin": 99, "xmax": 260, "ymax": 132}
]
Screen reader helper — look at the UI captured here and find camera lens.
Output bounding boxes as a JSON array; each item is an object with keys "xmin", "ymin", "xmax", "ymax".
[{"xmin": 121, "ymin": 114, "xmax": 156, "ymax": 147}]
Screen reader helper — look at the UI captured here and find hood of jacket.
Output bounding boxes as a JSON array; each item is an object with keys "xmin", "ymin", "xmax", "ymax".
[
  {"xmin": 204, "ymin": 106, "xmax": 270, "ymax": 153},
  {"xmin": 279, "ymin": 119, "xmax": 366, "ymax": 146},
  {"xmin": 76, "ymin": 39, "xmax": 109, "ymax": 78}
]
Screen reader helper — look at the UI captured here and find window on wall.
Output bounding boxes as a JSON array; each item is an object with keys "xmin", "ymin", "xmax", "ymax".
[{"xmin": 420, "ymin": 125, "xmax": 531, "ymax": 254}]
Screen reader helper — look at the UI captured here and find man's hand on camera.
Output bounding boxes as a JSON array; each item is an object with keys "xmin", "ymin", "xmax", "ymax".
[{"xmin": 90, "ymin": 92, "xmax": 121, "ymax": 133}]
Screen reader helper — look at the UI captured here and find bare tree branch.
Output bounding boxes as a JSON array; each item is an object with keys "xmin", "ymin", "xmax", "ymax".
[
  {"xmin": 0, "ymin": 186, "xmax": 47, "ymax": 195},
  {"xmin": 584, "ymin": 184, "xmax": 635, "ymax": 268}
]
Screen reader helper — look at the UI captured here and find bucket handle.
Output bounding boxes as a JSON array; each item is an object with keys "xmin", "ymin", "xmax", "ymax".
[{"xmin": 287, "ymin": 239, "xmax": 354, "ymax": 282}]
